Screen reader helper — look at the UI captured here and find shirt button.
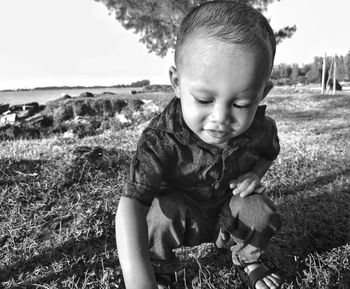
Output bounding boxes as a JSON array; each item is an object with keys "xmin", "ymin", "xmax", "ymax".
[{"xmin": 213, "ymin": 182, "xmax": 220, "ymax": 190}]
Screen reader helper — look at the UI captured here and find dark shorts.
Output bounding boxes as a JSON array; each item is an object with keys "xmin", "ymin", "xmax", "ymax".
[{"xmin": 146, "ymin": 191, "xmax": 281, "ymax": 272}]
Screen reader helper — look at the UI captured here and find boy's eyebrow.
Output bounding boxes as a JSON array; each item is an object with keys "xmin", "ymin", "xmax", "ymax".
[
  {"xmin": 191, "ymin": 85, "xmax": 214, "ymax": 94},
  {"xmin": 191, "ymin": 86, "xmax": 259, "ymax": 100}
]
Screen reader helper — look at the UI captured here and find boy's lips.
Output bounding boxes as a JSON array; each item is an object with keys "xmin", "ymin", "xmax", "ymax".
[{"xmin": 205, "ymin": 129, "xmax": 230, "ymax": 139}]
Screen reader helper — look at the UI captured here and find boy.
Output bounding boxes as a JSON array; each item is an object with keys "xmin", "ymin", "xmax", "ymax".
[{"xmin": 116, "ymin": 1, "xmax": 282, "ymax": 288}]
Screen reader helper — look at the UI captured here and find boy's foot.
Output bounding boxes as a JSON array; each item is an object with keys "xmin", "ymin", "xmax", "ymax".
[
  {"xmin": 156, "ymin": 273, "xmax": 176, "ymax": 289},
  {"xmin": 235, "ymin": 260, "xmax": 282, "ymax": 289}
]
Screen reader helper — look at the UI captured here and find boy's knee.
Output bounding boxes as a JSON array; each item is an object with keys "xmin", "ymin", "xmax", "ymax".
[
  {"xmin": 218, "ymin": 194, "xmax": 281, "ymax": 249},
  {"xmin": 229, "ymin": 193, "xmax": 281, "ymax": 232}
]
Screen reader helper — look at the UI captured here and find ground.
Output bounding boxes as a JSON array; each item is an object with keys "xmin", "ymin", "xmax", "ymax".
[{"xmin": 0, "ymin": 90, "xmax": 349, "ymax": 288}]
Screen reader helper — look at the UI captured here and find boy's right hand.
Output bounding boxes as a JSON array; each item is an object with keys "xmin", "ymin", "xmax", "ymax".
[{"xmin": 229, "ymin": 172, "xmax": 265, "ymax": 198}]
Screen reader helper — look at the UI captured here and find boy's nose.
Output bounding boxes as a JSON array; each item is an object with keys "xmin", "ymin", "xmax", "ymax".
[{"xmin": 210, "ymin": 104, "xmax": 232, "ymax": 125}]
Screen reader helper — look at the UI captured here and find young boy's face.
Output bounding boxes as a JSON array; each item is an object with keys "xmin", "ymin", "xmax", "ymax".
[{"xmin": 170, "ymin": 34, "xmax": 272, "ymax": 148}]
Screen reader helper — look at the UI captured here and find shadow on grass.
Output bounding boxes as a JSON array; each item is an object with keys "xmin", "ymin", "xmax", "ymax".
[
  {"xmin": 267, "ymin": 93, "xmax": 350, "ymax": 124},
  {"xmin": 0, "ymin": 147, "xmax": 131, "ymax": 288},
  {"xmin": 268, "ymin": 107, "xmax": 344, "ymax": 123},
  {"xmin": 0, "ymin": 214, "xmax": 122, "ymax": 287},
  {"xmin": 269, "ymin": 168, "xmax": 350, "ymax": 198},
  {"xmin": 62, "ymin": 146, "xmax": 131, "ymax": 187},
  {"xmin": 269, "ymin": 170, "xmax": 350, "ymax": 287},
  {"xmin": 0, "ymin": 158, "xmax": 47, "ymax": 186},
  {"xmin": 309, "ymin": 93, "xmax": 350, "ymax": 107}
]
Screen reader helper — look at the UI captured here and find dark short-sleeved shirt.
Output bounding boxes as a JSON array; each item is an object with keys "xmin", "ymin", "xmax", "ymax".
[{"xmin": 123, "ymin": 97, "xmax": 280, "ymax": 210}]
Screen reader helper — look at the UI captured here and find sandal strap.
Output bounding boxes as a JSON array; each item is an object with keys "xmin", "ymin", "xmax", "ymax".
[
  {"xmin": 247, "ymin": 263, "xmax": 273, "ymax": 288},
  {"xmin": 238, "ymin": 260, "xmax": 263, "ymax": 267},
  {"xmin": 235, "ymin": 260, "xmax": 279, "ymax": 289}
]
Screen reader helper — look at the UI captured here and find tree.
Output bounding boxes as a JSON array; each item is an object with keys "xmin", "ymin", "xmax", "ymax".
[
  {"xmin": 95, "ymin": 0, "xmax": 296, "ymax": 57},
  {"xmin": 305, "ymin": 56, "xmax": 323, "ymax": 84},
  {"xmin": 271, "ymin": 63, "xmax": 292, "ymax": 80},
  {"xmin": 344, "ymin": 50, "xmax": 350, "ymax": 81},
  {"xmin": 130, "ymin": 79, "xmax": 151, "ymax": 87},
  {"xmin": 290, "ymin": 63, "xmax": 299, "ymax": 84},
  {"xmin": 337, "ymin": 55, "xmax": 346, "ymax": 81}
]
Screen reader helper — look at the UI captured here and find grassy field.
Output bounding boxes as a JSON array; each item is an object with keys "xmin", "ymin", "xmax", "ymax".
[{"xmin": 0, "ymin": 90, "xmax": 349, "ymax": 288}]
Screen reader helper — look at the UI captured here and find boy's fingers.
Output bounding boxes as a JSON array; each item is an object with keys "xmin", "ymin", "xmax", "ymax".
[
  {"xmin": 232, "ymin": 180, "xmax": 250, "ymax": 195},
  {"xmin": 255, "ymin": 186, "xmax": 266, "ymax": 194},
  {"xmin": 239, "ymin": 180, "xmax": 260, "ymax": 198},
  {"xmin": 229, "ymin": 180, "xmax": 237, "ymax": 189}
]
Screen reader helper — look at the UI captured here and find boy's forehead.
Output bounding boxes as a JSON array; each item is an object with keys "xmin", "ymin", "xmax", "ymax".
[{"xmin": 177, "ymin": 33, "xmax": 273, "ymax": 71}]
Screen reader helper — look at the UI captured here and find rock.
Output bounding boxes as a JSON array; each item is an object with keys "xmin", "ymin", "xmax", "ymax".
[
  {"xmin": 80, "ymin": 92, "xmax": 94, "ymax": 98},
  {"xmin": 17, "ymin": 110, "xmax": 31, "ymax": 119},
  {"xmin": 111, "ymin": 99, "xmax": 128, "ymax": 114},
  {"xmin": 131, "ymin": 99, "xmax": 145, "ymax": 110},
  {"xmin": 0, "ymin": 103, "xmax": 10, "ymax": 115},
  {"xmin": 24, "ymin": 114, "xmax": 48, "ymax": 127},
  {"xmin": 0, "ymin": 112, "xmax": 17, "ymax": 125},
  {"xmin": 101, "ymin": 99, "xmax": 113, "ymax": 116},
  {"xmin": 23, "ymin": 102, "xmax": 39, "ymax": 108},
  {"xmin": 61, "ymin": 92, "xmax": 71, "ymax": 99},
  {"xmin": 40, "ymin": 116, "xmax": 54, "ymax": 128},
  {"xmin": 73, "ymin": 100, "xmax": 95, "ymax": 117}
]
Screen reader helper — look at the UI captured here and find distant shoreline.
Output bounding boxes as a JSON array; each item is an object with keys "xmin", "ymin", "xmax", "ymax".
[
  {"xmin": 0, "ymin": 79, "xmax": 153, "ymax": 92},
  {"xmin": 0, "ymin": 84, "xmax": 136, "ymax": 93}
]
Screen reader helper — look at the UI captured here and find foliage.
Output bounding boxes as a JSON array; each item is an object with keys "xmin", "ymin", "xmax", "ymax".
[
  {"xmin": 95, "ymin": 0, "xmax": 296, "ymax": 57},
  {"xmin": 271, "ymin": 50, "xmax": 350, "ymax": 85},
  {"xmin": 130, "ymin": 79, "xmax": 150, "ymax": 87}
]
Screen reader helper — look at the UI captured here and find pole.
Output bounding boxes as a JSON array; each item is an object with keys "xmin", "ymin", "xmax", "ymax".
[
  {"xmin": 333, "ymin": 55, "xmax": 337, "ymax": 95},
  {"xmin": 321, "ymin": 53, "xmax": 326, "ymax": 94}
]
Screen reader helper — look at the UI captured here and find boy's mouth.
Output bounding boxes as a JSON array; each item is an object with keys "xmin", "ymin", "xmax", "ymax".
[{"xmin": 205, "ymin": 129, "xmax": 230, "ymax": 139}]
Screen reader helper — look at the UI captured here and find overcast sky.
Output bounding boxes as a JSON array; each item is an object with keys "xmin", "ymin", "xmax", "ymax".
[{"xmin": 0, "ymin": 0, "xmax": 349, "ymax": 90}]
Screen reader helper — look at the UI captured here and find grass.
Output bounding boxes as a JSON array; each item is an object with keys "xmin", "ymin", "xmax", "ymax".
[{"xmin": 0, "ymin": 90, "xmax": 349, "ymax": 288}]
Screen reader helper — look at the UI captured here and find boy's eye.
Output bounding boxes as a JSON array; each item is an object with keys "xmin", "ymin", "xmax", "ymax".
[
  {"xmin": 233, "ymin": 103, "xmax": 251, "ymax": 109},
  {"xmin": 194, "ymin": 97, "xmax": 213, "ymax": 105}
]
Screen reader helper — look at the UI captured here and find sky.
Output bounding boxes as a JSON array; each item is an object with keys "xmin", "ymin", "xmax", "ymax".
[{"xmin": 0, "ymin": 0, "xmax": 349, "ymax": 90}]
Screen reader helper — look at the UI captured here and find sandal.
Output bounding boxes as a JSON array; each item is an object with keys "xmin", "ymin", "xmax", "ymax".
[
  {"xmin": 156, "ymin": 273, "xmax": 176, "ymax": 289},
  {"xmin": 234, "ymin": 259, "xmax": 282, "ymax": 289}
]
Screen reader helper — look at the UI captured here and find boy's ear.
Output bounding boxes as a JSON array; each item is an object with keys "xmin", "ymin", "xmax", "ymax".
[
  {"xmin": 169, "ymin": 66, "xmax": 180, "ymax": 98},
  {"xmin": 261, "ymin": 80, "xmax": 274, "ymax": 100}
]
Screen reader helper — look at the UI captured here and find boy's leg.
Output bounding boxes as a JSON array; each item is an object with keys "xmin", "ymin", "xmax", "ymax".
[
  {"xmin": 147, "ymin": 191, "xmax": 216, "ymax": 273},
  {"xmin": 215, "ymin": 193, "xmax": 281, "ymax": 265}
]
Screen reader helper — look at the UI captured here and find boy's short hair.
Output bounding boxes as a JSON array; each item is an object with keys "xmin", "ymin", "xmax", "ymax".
[{"xmin": 175, "ymin": 1, "xmax": 276, "ymax": 69}]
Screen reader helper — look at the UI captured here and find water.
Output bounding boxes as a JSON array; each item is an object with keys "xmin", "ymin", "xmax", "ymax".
[{"xmin": 0, "ymin": 87, "xmax": 137, "ymax": 106}]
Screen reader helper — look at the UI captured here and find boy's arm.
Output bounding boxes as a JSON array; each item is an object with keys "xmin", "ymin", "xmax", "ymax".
[
  {"xmin": 230, "ymin": 114, "xmax": 279, "ymax": 198},
  {"xmin": 251, "ymin": 156, "xmax": 273, "ymax": 179},
  {"xmin": 115, "ymin": 197, "xmax": 157, "ymax": 289}
]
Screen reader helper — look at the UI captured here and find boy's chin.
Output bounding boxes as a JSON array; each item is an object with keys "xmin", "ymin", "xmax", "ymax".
[{"xmin": 200, "ymin": 135, "xmax": 229, "ymax": 148}]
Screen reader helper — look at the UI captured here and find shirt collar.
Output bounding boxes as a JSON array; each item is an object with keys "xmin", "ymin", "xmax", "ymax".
[{"xmin": 150, "ymin": 97, "xmax": 267, "ymax": 150}]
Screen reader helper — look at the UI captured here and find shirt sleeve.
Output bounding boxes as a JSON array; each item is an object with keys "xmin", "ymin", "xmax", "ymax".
[
  {"xmin": 122, "ymin": 129, "xmax": 170, "ymax": 206},
  {"xmin": 256, "ymin": 116, "xmax": 280, "ymax": 161}
]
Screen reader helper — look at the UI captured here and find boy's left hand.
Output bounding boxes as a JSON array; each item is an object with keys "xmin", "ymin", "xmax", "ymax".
[{"xmin": 229, "ymin": 172, "xmax": 265, "ymax": 198}]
